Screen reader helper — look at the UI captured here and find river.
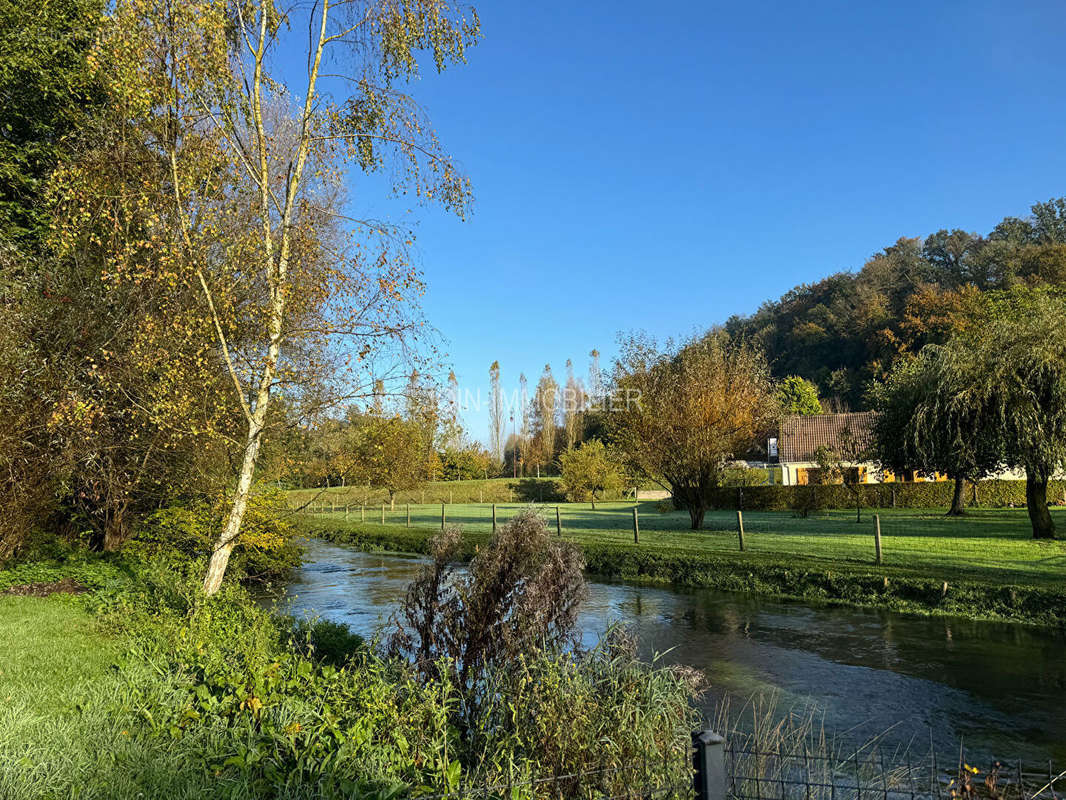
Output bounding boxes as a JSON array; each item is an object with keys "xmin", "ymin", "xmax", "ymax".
[{"xmin": 272, "ymin": 538, "xmax": 1066, "ymax": 764}]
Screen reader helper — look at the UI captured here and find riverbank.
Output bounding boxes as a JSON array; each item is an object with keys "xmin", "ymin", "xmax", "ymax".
[
  {"xmin": 0, "ymin": 541, "xmax": 695, "ymax": 798},
  {"xmin": 282, "ymin": 539, "xmax": 1066, "ymax": 764},
  {"xmin": 300, "ymin": 517, "xmax": 1066, "ymax": 626}
]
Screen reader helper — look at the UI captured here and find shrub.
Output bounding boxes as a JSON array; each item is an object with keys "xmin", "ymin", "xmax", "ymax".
[
  {"xmin": 289, "ymin": 617, "xmax": 365, "ymax": 667},
  {"xmin": 559, "ymin": 440, "xmax": 626, "ymax": 505},
  {"xmin": 388, "ymin": 511, "xmax": 586, "ymax": 697},
  {"xmin": 133, "ymin": 488, "xmax": 300, "ymax": 583}
]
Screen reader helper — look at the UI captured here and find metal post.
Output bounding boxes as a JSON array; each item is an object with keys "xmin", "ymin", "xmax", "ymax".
[
  {"xmin": 692, "ymin": 730, "xmax": 726, "ymax": 800},
  {"xmin": 555, "ymin": 506, "xmax": 561, "ymax": 536},
  {"xmin": 633, "ymin": 506, "xmax": 639, "ymax": 544},
  {"xmin": 874, "ymin": 514, "xmax": 883, "ymax": 564},
  {"xmin": 441, "ymin": 502, "xmax": 446, "ymax": 530},
  {"xmin": 737, "ymin": 510, "xmax": 745, "ymax": 552},
  {"xmin": 492, "ymin": 503, "xmax": 497, "ymax": 533}
]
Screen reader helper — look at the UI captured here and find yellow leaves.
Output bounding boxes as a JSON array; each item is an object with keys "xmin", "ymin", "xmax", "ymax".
[{"xmin": 240, "ymin": 694, "xmax": 263, "ymax": 715}]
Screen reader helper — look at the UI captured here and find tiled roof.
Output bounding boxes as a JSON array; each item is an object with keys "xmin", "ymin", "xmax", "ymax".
[{"xmin": 778, "ymin": 412, "xmax": 878, "ymax": 463}]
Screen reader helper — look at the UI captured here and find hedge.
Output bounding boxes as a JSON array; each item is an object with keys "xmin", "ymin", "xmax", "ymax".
[{"xmin": 708, "ymin": 479, "xmax": 1066, "ymax": 512}]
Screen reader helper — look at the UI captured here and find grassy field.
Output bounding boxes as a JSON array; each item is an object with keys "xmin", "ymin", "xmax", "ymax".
[
  {"xmin": 298, "ymin": 501, "xmax": 1066, "ymax": 624},
  {"xmin": 301, "ymin": 501, "xmax": 1066, "ymax": 589}
]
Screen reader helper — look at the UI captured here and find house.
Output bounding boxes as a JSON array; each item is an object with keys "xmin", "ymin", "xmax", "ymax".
[
  {"xmin": 756, "ymin": 411, "xmax": 1025, "ymax": 487},
  {"xmin": 771, "ymin": 412, "xmax": 882, "ymax": 486}
]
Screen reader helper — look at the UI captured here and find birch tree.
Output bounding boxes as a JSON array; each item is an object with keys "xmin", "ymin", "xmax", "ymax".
[{"xmin": 101, "ymin": 0, "xmax": 479, "ymax": 593}]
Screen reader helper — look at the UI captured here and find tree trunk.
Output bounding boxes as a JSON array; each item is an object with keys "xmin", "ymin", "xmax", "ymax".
[
  {"xmin": 947, "ymin": 475, "xmax": 966, "ymax": 516},
  {"xmin": 101, "ymin": 503, "xmax": 128, "ymax": 552},
  {"xmin": 1025, "ymin": 469, "xmax": 1056, "ymax": 540},
  {"xmin": 203, "ymin": 416, "xmax": 264, "ymax": 595},
  {"xmin": 687, "ymin": 503, "xmax": 706, "ymax": 530}
]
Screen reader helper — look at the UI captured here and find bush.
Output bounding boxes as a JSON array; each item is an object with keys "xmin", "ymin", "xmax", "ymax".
[
  {"xmin": 133, "ymin": 488, "xmax": 301, "ymax": 583},
  {"xmin": 289, "ymin": 617, "xmax": 365, "ymax": 667}
]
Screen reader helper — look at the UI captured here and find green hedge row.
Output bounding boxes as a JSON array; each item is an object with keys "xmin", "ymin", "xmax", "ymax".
[{"xmin": 708, "ymin": 479, "xmax": 1066, "ymax": 511}]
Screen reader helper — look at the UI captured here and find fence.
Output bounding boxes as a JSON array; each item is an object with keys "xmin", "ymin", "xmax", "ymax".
[
  {"xmin": 363, "ymin": 731, "xmax": 1062, "ymax": 800},
  {"xmin": 409, "ymin": 759, "xmax": 692, "ymax": 799},
  {"xmin": 298, "ymin": 500, "xmax": 1060, "ymax": 591},
  {"xmin": 721, "ymin": 736, "xmax": 1064, "ymax": 800}
]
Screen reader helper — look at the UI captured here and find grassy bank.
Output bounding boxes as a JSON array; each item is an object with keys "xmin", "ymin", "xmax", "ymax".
[
  {"xmin": 299, "ymin": 504, "xmax": 1066, "ymax": 626},
  {"xmin": 0, "ymin": 543, "xmax": 695, "ymax": 798}
]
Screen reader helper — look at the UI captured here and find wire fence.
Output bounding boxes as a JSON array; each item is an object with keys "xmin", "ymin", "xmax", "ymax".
[
  {"xmin": 724, "ymin": 739, "xmax": 1064, "ymax": 800},
  {"xmin": 297, "ymin": 500, "xmax": 1066, "ymax": 588},
  {"xmin": 330, "ymin": 730, "xmax": 1062, "ymax": 800},
  {"xmin": 409, "ymin": 759, "xmax": 693, "ymax": 800}
]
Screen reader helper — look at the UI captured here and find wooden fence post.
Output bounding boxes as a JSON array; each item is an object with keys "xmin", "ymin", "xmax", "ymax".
[
  {"xmin": 381, "ymin": 503, "xmax": 385, "ymax": 524},
  {"xmin": 345, "ymin": 505, "xmax": 349, "ymax": 521},
  {"xmin": 555, "ymin": 506, "xmax": 561, "ymax": 536},
  {"xmin": 406, "ymin": 503, "xmax": 411, "ymax": 527},
  {"xmin": 632, "ymin": 506, "xmax": 640, "ymax": 544},
  {"xmin": 874, "ymin": 514, "xmax": 883, "ymax": 564},
  {"xmin": 360, "ymin": 504, "xmax": 365, "ymax": 523},
  {"xmin": 441, "ymin": 502, "xmax": 446, "ymax": 530},
  {"xmin": 492, "ymin": 503, "xmax": 497, "ymax": 533},
  {"xmin": 736, "ymin": 510, "xmax": 745, "ymax": 552}
]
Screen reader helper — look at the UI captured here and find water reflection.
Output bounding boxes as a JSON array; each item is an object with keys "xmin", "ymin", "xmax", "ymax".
[{"xmin": 275, "ymin": 539, "xmax": 1066, "ymax": 764}]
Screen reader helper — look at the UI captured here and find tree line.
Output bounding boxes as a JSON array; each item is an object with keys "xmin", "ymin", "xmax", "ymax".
[{"xmin": 725, "ymin": 200, "xmax": 1066, "ymax": 408}]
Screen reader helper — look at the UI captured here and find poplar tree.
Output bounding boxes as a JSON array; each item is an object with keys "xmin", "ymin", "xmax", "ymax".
[{"xmin": 488, "ymin": 360, "xmax": 505, "ymax": 464}]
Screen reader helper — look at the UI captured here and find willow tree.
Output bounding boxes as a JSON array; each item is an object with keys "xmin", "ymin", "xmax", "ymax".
[
  {"xmin": 872, "ymin": 352, "xmax": 1003, "ymax": 516},
  {"xmin": 930, "ymin": 288, "xmax": 1066, "ymax": 538},
  {"xmin": 610, "ymin": 332, "xmax": 777, "ymax": 529},
  {"xmin": 101, "ymin": 0, "xmax": 479, "ymax": 593}
]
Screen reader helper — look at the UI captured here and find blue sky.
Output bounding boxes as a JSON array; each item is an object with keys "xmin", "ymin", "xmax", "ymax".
[{"xmin": 332, "ymin": 0, "xmax": 1066, "ymax": 445}]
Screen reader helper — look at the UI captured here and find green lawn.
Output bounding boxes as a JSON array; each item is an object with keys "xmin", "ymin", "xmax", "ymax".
[
  {"xmin": 0, "ymin": 596, "xmax": 224, "ymax": 799},
  {"xmin": 302, "ymin": 501, "xmax": 1066, "ymax": 590}
]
